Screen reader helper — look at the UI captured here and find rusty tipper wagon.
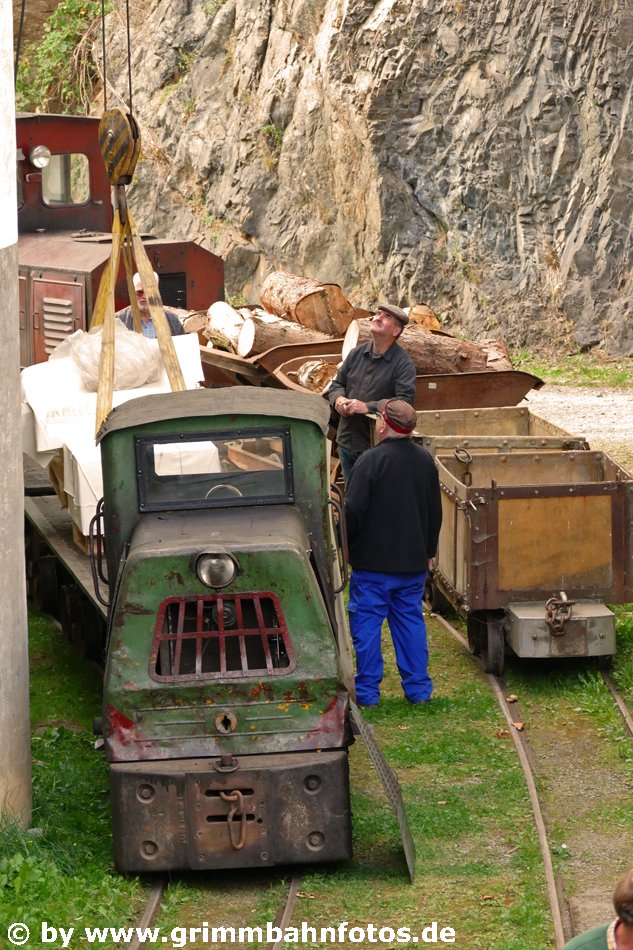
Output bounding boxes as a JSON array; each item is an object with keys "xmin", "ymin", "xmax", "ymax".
[
  {"xmin": 93, "ymin": 388, "xmax": 352, "ymax": 872},
  {"xmin": 421, "ymin": 410, "xmax": 633, "ymax": 674}
]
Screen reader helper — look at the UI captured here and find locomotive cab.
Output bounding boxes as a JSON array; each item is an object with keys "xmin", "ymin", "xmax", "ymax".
[
  {"xmin": 17, "ymin": 113, "xmax": 224, "ymax": 367},
  {"xmin": 97, "ymin": 388, "xmax": 352, "ymax": 872}
]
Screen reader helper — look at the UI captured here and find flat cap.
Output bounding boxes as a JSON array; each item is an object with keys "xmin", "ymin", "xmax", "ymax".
[
  {"xmin": 378, "ymin": 398, "xmax": 417, "ymax": 434},
  {"xmin": 376, "ymin": 302, "xmax": 409, "ymax": 326}
]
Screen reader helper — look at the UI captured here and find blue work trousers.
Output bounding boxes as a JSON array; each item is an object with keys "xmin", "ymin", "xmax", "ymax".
[{"xmin": 348, "ymin": 569, "xmax": 432, "ymax": 705}]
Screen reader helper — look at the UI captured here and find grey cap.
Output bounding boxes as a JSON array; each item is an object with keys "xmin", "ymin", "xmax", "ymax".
[{"xmin": 375, "ymin": 303, "xmax": 409, "ymax": 326}]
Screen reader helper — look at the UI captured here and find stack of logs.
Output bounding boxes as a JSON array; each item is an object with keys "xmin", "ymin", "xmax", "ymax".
[{"xmin": 184, "ymin": 271, "xmax": 512, "ymax": 394}]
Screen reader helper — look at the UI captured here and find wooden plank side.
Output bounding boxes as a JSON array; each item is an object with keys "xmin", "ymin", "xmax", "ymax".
[{"xmin": 497, "ymin": 495, "xmax": 613, "ymax": 592}]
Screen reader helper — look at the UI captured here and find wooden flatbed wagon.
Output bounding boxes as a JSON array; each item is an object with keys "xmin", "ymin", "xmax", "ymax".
[{"xmin": 417, "ymin": 408, "xmax": 633, "ymax": 673}]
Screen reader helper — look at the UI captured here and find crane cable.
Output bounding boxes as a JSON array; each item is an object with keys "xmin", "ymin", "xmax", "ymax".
[
  {"xmin": 14, "ymin": 0, "xmax": 27, "ymax": 89},
  {"xmin": 100, "ymin": 0, "xmax": 134, "ymax": 116}
]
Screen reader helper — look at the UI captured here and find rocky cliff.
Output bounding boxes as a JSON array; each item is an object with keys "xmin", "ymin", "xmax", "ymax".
[{"xmin": 96, "ymin": 0, "xmax": 633, "ymax": 354}]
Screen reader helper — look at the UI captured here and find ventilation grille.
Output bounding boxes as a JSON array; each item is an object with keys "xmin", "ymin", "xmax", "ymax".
[
  {"xmin": 151, "ymin": 593, "xmax": 296, "ymax": 682},
  {"xmin": 158, "ymin": 272, "xmax": 187, "ymax": 309},
  {"xmin": 42, "ymin": 296, "xmax": 75, "ymax": 355}
]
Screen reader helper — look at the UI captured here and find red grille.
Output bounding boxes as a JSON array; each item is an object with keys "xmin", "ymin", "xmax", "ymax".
[{"xmin": 150, "ymin": 593, "xmax": 296, "ymax": 682}]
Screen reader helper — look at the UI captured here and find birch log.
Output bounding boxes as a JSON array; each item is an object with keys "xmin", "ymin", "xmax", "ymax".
[
  {"xmin": 204, "ymin": 301, "xmax": 245, "ymax": 351},
  {"xmin": 237, "ymin": 311, "xmax": 334, "ymax": 356},
  {"xmin": 343, "ymin": 319, "xmax": 489, "ymax": 374},
  {"xmin": 289, "ymin": 359, "xmax": 339, "ymax": 393},
  {"xmin": 260, "ymin": 271, "xmax": 355, "ymax": 335}
]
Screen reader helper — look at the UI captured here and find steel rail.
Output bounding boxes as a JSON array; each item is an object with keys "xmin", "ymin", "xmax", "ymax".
[
  {"xmin": 602, "ymin": 673, "xmax": 633, "ymax": 739},
  {"xmin": 432, "ymin": 612, "xmax": 568, "ymax": 950},
  {"xmin": 267, "ymin": 874, "xmax": 303, "ymax": 950},
  {"xmin": 128, "ymin": 877, "xmax": 167, "ymax": 950}
]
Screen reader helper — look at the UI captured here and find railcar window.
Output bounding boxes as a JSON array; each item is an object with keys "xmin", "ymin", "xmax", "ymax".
[
  {"xmin": 42, "ymin": 153, "xmax": 90, "ymax": 206},
  {"xmin": 135, "ymin": 429, "xmax": 293, "ymax": 511},
  {"xmin": 150, "ymin": 593, "xmax": 296, "ymax": 682}
]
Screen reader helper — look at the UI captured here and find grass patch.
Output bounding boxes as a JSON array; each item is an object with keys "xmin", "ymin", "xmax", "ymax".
[
  {"xmin": 1, "ymin": 611, "xmax": 142, "ymax": 934},
  {"xmin": 512, "ymin": 352, "xmax": 633, "ymax": 387}
]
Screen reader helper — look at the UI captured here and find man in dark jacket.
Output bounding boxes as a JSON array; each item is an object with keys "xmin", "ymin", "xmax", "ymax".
[
  {"xmin": 328, "ymin": 303, "xmax": 416, "ymax": 483},
  {"xmin": 345, "ymin": 399, "xmax": 442, "ymax": 707}
]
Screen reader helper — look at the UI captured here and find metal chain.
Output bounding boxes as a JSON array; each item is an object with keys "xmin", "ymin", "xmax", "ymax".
[
  {"xmin": 545, "ymin": 593, "xmax": 574, "ymax": 635},
  {"xmin": 220, "ymin": 790, "xmax": 247, "ymax": 850}
]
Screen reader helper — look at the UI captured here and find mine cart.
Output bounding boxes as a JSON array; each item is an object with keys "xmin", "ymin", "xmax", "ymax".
[
  {"xmin": 430, "ymin": 446, "xmax": 633, "ymax": 674},
  {"xmin": 414, "ymin": 406, "xmax": 588, "ymax": 455}
]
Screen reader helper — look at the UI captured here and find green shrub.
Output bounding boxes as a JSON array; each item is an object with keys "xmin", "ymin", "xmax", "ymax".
[{"xmin": 15, "ymin": 0, "xmax": 111, "ymax": 114}]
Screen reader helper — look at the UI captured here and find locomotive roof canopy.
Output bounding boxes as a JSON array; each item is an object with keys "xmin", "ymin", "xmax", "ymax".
[{"xmin": 96, "ymin": 387, "xmax": 330, "ymax": 442}]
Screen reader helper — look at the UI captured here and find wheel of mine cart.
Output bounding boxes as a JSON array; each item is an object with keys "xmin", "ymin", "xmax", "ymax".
[
  {"xmin": 482, "ymin": 615, "xmax": 506, "ymax": 676},
  {"xmin": 424, "ymin": 576, "xmax": 452, "ymax": 616},
  {"xmin": 80, "ymin": 600, "xmax": 107, "ymax": 663},
  {"xmin": 466, "ymin": 613, "xmax": 485, "ymax": 656},
  {"xmin": 31, "ymin": 554, "xmax": 59, "ymax": 615},
  {"xmin": 58, "ymin": 585, "xmax": 83, "ymax": 646}
]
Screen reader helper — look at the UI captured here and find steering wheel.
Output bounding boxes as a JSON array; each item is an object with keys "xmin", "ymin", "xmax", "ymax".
[{"xmin": 205, "ymin": 484, "xmax": 243, "ymax": 499}]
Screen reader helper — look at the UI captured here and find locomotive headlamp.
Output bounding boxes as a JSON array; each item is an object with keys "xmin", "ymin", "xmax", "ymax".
[
  {"xmin": 196, "ymin": 553, "xmax": 238, "ymax": 588},
  {"xmin": 29, "ymin": 145, "xmax": 51, "ymax": 169}
]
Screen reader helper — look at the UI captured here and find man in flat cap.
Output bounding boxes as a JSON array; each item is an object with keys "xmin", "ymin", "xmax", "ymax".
[
  {"xmin": 345, "ymin": 399, "xmax": 442, "ymax": 707},
  {"xmin": 328, "ymin": 303, "xmax": 416, "ymax": 483}
]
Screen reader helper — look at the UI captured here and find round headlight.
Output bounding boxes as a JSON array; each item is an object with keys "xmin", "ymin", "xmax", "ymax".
[
  {"xmin": 196, "ymin": 553, "xmax": 238, "ymax": 589},
  {"xmin": 29, "ymin": 145, "xmax": 51, "ymax": 169}
]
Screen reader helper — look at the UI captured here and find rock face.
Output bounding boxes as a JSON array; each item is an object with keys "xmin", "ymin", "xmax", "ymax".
[{"xmin": 95, "ymin": 0, "xmax": 633, "ymax": 354}]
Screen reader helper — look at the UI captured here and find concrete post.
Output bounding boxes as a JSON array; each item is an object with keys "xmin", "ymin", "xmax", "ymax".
[{"xmin": 0, "ymin": 0, "xmax": 31, "ymax": 824}]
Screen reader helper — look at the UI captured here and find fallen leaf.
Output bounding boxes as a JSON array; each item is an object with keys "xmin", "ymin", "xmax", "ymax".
[
  {"xmin": 398, "ymin": 725, "xmax": 410, "ymax": 731},
  {"xmin": 505, "ymin": 694, "xmax": 518, "ymax": 703},
  {"xmin": 496, "ymin": 729, "xmax": 510, "ymax": 739},
  {"xmin": 481, "ymin": 895, "xmax": 495, "ymax": 902},
  {"xmin": 512, "ymin": 721, "xmax": 524, "ymax": 731},
  {"xmin": 436, "ymin": 801, "xmax": 448, "ymax": 806}
]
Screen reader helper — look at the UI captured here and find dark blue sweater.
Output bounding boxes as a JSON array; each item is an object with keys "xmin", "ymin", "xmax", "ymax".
[{"xmin": 345, "ymin": 438, "xmax": 442, "ymax": 574}]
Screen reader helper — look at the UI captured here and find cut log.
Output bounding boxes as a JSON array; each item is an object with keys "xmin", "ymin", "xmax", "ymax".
[
  {"xmin": 204, "ymin": 301, "xmax": 244, "ymax": 351},
  {"xmin": 288, "ymin": 359, "xmax": 340, "ymax": 393},
  {"xmin": 343, "ymin": 319, "xmax": 489, "ymax": 374},
  {"xmin": 260, "ymin": 271, "xmax": 355, "ymax": 335},
  {"xmin": 237, "ymin": 312, "xmax": 334, "ymax": 357},
  {"xmin": 409, "ymin": 304, "xmax": 442, "ymax": 332},
  {"xmin": 480, "ymin": 338, "xmax": 513, "ymax": 371}
]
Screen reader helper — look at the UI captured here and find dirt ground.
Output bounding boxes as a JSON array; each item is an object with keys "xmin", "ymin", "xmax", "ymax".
[
  {"xmin": 522, "ymin": 385, "xmax": 633, "ymax": 471},
  {"xmin": 517, "ymin": 382, "xmax": 633, "ymax": 935}
]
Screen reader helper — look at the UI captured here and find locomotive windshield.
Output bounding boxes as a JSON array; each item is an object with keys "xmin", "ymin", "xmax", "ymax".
[
  {"xmin": 42, "ymin": 152, "xmax": 90, "ymax": 206},
  {"xmin": 135, "ymin": 427, "xmax": 294, "ymax": 511}
]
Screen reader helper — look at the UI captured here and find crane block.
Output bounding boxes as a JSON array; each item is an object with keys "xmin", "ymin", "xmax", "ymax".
[{"xmin": 98, "ymin": 108, "xmax": 140, "ymax": 185}]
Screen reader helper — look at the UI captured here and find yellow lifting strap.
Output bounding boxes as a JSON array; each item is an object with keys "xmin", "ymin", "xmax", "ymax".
[{"xmin": 91, "ymin": 108, "xmax": 186, "ymax": 435}]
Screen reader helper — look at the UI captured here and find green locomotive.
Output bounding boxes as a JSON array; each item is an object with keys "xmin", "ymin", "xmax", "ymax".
[{"xmin": 94, "ymin": 387, "xmax": 352, "ymax": 872}]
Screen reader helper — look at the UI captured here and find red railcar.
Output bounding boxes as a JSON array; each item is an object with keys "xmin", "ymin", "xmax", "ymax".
[{"xmin": 17, "ymin": 112, "xmax": 224, "ymax": 366}]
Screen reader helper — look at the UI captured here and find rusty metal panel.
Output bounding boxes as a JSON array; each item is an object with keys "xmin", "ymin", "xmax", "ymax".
[
  {"xmin": 110, "ymin": 750, "xmax": 351, "ymax": 872},
  {"xmin": 498, "ymin": 496, "xmax": 613, "ymax": 592},
  {"xmin": 32, "ymin": 274, "xmax": 85, "ymax": 363}
]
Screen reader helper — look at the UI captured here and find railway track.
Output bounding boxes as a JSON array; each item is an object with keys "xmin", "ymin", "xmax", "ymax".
[
  {"xmin": 433, "ymin": 609, "xmax": 633, "ymax": 949},
  {"xmin": 126, "ymin": 872, "xmax": 303, "ymax": 950}
]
